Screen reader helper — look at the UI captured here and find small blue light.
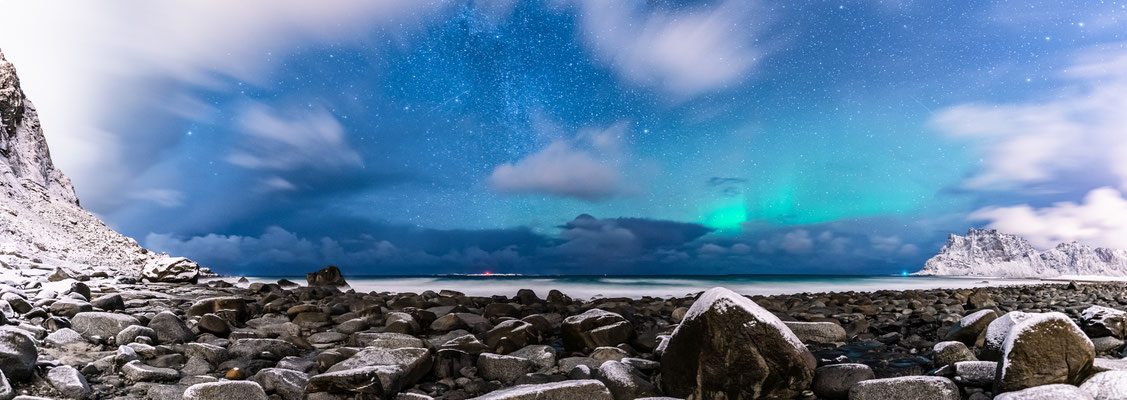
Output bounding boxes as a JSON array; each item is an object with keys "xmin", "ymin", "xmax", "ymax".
[{"xmin": 901, "ymin": 270, "xmax": 908, "ymax": 276}]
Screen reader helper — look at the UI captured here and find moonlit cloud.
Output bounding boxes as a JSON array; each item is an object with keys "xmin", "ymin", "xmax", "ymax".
[
  {"xmin": 229, "ymin": 103, "xmax": 363, "ymax": 171},
  {"xmin": 488, "ymin": 123, "xmax": 634, "ymax": 201},
  {"xmin": 572, "ymin": 0, "xmax": 769, "ymax": 98},
  {"xmin": 970, "ymin": 187, "xmax": 1127, "ymax": 250}
]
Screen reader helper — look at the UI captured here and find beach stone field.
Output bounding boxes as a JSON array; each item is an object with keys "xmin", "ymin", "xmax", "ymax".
[{"xmin": 2, "ymin": 266, "xmax": 1127, "ymax": 399}]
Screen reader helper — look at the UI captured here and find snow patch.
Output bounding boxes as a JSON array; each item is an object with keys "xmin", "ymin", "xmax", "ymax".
[{"xmin": 677, "ymin": 286, "xmax": 806, "ymax": 353}]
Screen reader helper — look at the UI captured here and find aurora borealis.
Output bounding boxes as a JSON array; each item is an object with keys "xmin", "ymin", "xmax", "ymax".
[{"xmin": 1, "ymin": 1, "xmax": 1125, "ymax": 275}]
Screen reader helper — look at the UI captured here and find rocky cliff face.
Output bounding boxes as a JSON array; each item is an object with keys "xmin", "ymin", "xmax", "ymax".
[
  {"xmin": 0, "ymin": 49, "xmax": 182, "ymax": 279},
  {"xmin": 916, "ymin": 228, "xmax": 1127, "ymax": 278}
]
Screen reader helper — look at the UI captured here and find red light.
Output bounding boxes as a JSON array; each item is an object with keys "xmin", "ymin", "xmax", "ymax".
[{"xmin": 484, "ymin": 271, "xmax": 491, "ymax": 276}]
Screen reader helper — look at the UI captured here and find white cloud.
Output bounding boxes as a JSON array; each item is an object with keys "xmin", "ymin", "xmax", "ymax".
[
  {"xmin": 572, "ymin": 0, "xmax": 768, "ymax": 98},
  {"xmin": 127, "ymin": 189, "xmax": 184, "ymax": 208},
  {"xmin": 228, "ymin": 103, "xmax": 362, "ymax": 171},
  {"xmin": 0, "ymin": 1, "xmax": 444, "ymax": 211},
  {"xmin": 970, "ymin": 186, "xmax": 1127, "ymax": 250},
  {"xmin": 780, "ymin": 230, "xmax": 813, "ymax": 254},
  {"xmin": 488, "ymin": 123, "xmax": 632, "ymax": 201},
  {"xmin": 931, "ymin": 48, "xmax": 1127, "ymax": 191}
]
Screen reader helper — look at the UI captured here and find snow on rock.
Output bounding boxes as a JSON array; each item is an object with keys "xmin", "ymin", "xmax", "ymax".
[
  {"xmin": 661, "ymin": 286, "xmax": 816, "ymax": 399},
  {"xmin": 1080, "ymin": 371, "xmax": 1127, "ymax": 400},
  {"xmin": 997, "ymin": 312, "xmax": 1096, "ymax": 393},
  {"xmin": 140, "ymin": 256, "xmax": 199, "ymax": 283},
  {"xmin": 982, "ymin": 311, "xmax": 1035, "ymax": 361},
  {"xmin": 1081, "ymin": 305, "xmax": 1127, "ymax": 339},
  {"xmin": 848, "ymin": 376, "xmax": 960, "ymax": 400},
  {"xmin": 915, "ymin": 228, "xmax": 1127, "ymax": 278},
  {"xmin": 468, "ymin": 379, "xmax": 613, "ymax": 400},
  {"xmin": 0, "ymin": 49, "xmax": 196, "ymax": 280},
  {"xmin": 993, "ymin": 384, "xmax": 1094, "ymax": 400}
]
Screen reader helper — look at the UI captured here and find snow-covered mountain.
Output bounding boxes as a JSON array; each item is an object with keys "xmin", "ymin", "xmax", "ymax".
[
  {"xmin": 0, "ymin": 49, "xmax": 190, "ymax": 280},
  {"xmin": 915, "ymin": 228, "xmax": 1127, "ymax": 278}
]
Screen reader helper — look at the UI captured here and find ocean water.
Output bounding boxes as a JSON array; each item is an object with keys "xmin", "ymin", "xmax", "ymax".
[{"xmin": 241, "ymin": 275, "xmax": 1053, "ymax": 300}]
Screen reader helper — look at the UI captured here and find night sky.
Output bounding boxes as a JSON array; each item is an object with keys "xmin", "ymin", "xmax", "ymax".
[{"xmin": 1, "ymin": 1, "xmax": 1125, "ymax": 275}]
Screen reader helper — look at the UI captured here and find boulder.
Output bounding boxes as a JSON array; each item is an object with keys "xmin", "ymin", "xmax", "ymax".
[
  {"xmin": 325, "ymin": 347, "xmax": 432, "ymax": 392},
  {"xmin": 1079, "ymin": 370, "xmax": 1127, "ymax": 400},
  {"xmin": 229, "ymin": 339, "xmax": 301, "ymax": 359},
  {"xmin": 660, "ymin": 287, "xmax": 816, "ymax": 399},
  {"xmin": 306, "ymin": 266, "xmax": 347, "ymax": 287},
  {"xmin": 995, "ymin": 312, "xmax": 1095, "ymax": 393},
  {"xmin": 478, "ymin": 353, "xmax": 537, "ymax": 384},
  {"xmin": 0, "ymin": 327, "xmax": 38, "ymax": 381},
  {"xmin": 468, "ymin": 379, "xmax": 614, "ymax": 400},
  {"xmin": 71, "ymin": 312, "xmax": 140, "ymax": 340},
  {"xmin": 982, "ymin": 311, "xmax": 1035, "ymax": 361},
  {"xmin": 182, "ymin": 381, "xmax": 268, "ymax": 400},
  {"xmin": 932, "ymin": 341, "xmax": 977, "ymax": 367},
  {"xmin": 48, "ymin": 299, "xmax": 92, "ymax": 318},
  {"xmin": 508, "ymin": 345, "xmax": 556, "ymax": 371},
  {"xmin": 993, "ymin": 384, "xmax": 1094, "ymax": 400},
  {"xmin": 1081, "ymin": 306, "xmax": 1127, "ymax": 339},
  {"xmin": 1092, "ymin": 336, "xmax": 1124, "ymax": 354},
  {"xmin": 954, "ymin": 361, "xmax": 997, "ymax": 387},
  {"xmin": 848, "ymin": 376, "xmax": 959, "ymax": 400},
  {"xmin": 943, "ymin": 309, "xmax": 998, "ymax": 347},
  {"xmin": 307, "ymin": 366, "xmax": 387, "ymax": 395},
  {"xmin": 44, "ymin": 328, "xmax": 90, "ymax": 350},
  {"xmin": 148, "ymin": 311, "xmax": 195, "ymax": 344},
  {"xmin": 90, "ymin": 294, "xmax": 125, "ymax": 311},
  {"xmin": 121, "ymin": 360, "xmax": 179, "ymax": 382},
  {"xmin": 46, "ymin": 365, "xmax": 90, "ymax": 399},
  {"xmin": 561, "ymin": 309, "xmax": 633, "ymax": 353},
  {"xmin": 484, "ymin": 320, "xmax": 540, "ymax": 354},
  {"xmin": 116, "ymin": 325, "xmax": 157, "ymax": 345},
  {"xmin": 594, "ymin": 360, "xmax": 656, "ymax": 400},
  {"xmin": 187, "ymin": 297, "xmax": 251, "ymax": 324},
  {"xmin": 784, "ymin": 321, "xmax": 847, "ymax": 344},
  {"xmin": 140, "ymin": 256, "xmax": 199, "ymax": 283},
  {"xmin": 251, "ymin": 368, "xmax": 308, "ymax": 400},
  {"xmin": 812, "ymin": 363, "xmax": 874, "ymax": 399}
]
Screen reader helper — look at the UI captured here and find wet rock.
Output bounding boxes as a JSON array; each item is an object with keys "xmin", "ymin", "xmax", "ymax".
[
  {"xmin": 306, "ymin": 266, "xmax": 347, "ymax": 287},
  {"xmin": 849, "ymin": 376, "xmax": 960, "ymax": 400},
  {"xmin": 182, "ymin": 381, "xmax": 268, "ymax": 400},
  {"xmin": 561, "ymin": 309, "xmax": 633, "ymax": 353},
  {"xmin": 812, "ymin": 363, "xmax": 874, "ymax": 399},
  {"xmin": 140, "ymin": 256, "xmax": 200, "ymax": 283},
  {"xmin": 46, "ymin": 365, "xmax": 89, "ymax": 399},
  {"xmin": 995, "ymin": 312, "xmax": 1095, "ymax": 393},
  {"xmin": 661, "ymin": 287, "xmax": 815, "ymax": 399}
]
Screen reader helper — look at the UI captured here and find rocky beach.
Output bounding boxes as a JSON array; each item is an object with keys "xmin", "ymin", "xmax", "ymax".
[{"xmin": 0, "ymin": 266, "xmax": 1123, "ymax": 399}]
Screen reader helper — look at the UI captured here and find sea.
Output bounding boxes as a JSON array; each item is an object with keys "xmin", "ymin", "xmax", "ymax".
[{"xmin": 239, "ymin": 274, "xmax": 1059, "ymax": 300}]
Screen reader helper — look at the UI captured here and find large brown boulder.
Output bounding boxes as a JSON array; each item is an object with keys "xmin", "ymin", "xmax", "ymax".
[
  {"xmin": 306, "ymin": 266, "xmax": 347, "ymax": 287},
  {"xmin": 995, "ymin": 312, "xmax": 1095, "ymax": 393},
  {"xmin": 982, "ymin": 311, "xmax": 1035, "ymax": 361},
  {"xmin": 660, "ymin": 287, "xmax": 816, "ymax": 399}
]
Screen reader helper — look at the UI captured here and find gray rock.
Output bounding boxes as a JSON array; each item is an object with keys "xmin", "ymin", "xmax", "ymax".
[
  {"xmin": 1079, "ymin": 370, "xmax": 1127, "ymax": 400},
  {"xmin": 46, "ymin": 365, "xmax": 89, "ymax": 399},
  {"xmin": 954, "ymin": 361, "xmax": 996, "ymax": 387},
  {"xmin": 182, "ymin": 342, "xmax": 229, "ymax": 364},
  {"xmin": 784, "ymin": 321, "xmax": 847, "ymax": 343},
  {"xmin": 148, "ymin": 311, "xmax": 195, "ymax": 344},
  {"xmin": 595, "ymin": 360, "xmax": 656, "ymax": 400},
  {"xmin": 932, "ymin": 341, "xmax": 977, "ymax": 367},
  {"xmin": 350, "ymin": 332, "xmax": 426, "ymax": 349},
  {"xmin": 993, "ymin": 384, "xmax": 1094, "ymax": 400},
  {"xmin": 326, "ymin": 347, "xmax": 432, "ymax": 392},
  {"xmin": 0, "ymin": 371, "xmax": 14, "ymax": 400},
  {"xmin": 115, "ymin": 325, "xmax": 157, "ymax": 345},
  {"xmin": 44, "ymin": 328, "xmax": 90, "ymax": 349},
  {"xmin": 996, "ymin": 312, "xmax": 1095, "ymax": 393},
  {"xmin": 307, "ymin": 366, "xmax": 388, "ymax": 395},
  {"xmin": 561, "ymin": 309, "xmax": 633, "ymax": 353},
  {"xmin": 48, "ymin": 299, "xmax": 92, "ymax": 318},
  {"xmin": 1082, "ymin": 306, "xmax": 1127, "ymax": 339},
  {"xmin": 558, "ymin": 357, "xmax": 600, "ymax": 372},
  {"xmin": 182, "ymin": 381, "xmax": 267, "ymax": 400},
  {"xmin": 848, "ymin": 376, "xmax": 960, "ymax": 400},
  {"xmin": 812, "ymin": 363, "xmax": 874, "ymax": 399},
  {"xmin": 468, "ymin": 379, "xmax": 614, "ymax": 400},
  {"xmin": 0, "ymin": 327, "xmax": 37, "ymax": 381},
  {"xmin": 1093, "ymin": 336, "xmax": 1125, "ymax": 354},
  {"xmin": 70, "ymin": 312, "xmax": 140, "ymax": 340},
  {"xmin": 478, "ymin": 353, "xmax": 537, "ymax": 384},
  {"xmin": 181, "ymin": 356, "xmax": 213, "ymax": 375},
  {"xmin": 229, "ymin": 338, "xmax": 300, "ymax": 359},
  {"xmin": 89, "ymin": 294, "xmax": 124, "ymax": 311},
  {"xmin": 121, "ymin": 360, "xmax": 179, "ymax": 382},
  {"xmin": 943, "ymin": 309, "xmax": 998, "ymax": 347},
  {"xmin": 589, "ymin": 347, "xmax": 629, "ymax": 364},
  {"xmin": 251, "ymin": 368, "xmax": 309, "ymax": 400},
  {"xmin": 509, "ymin": 345, "xmax": 556, "ymax": 371},
  {"xmin": 306, "ymin": 265, "xmax": 348, "ymax": 287}
]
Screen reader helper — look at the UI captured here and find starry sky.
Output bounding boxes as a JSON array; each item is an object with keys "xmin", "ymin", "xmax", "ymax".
[{"xmin": 1, "ymin": 1, "xmax": 1126, "ymax": 276}]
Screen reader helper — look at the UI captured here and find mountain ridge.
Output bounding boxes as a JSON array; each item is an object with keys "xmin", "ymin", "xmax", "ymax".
[{"xmin": 915, "ymin": 228, "xmax": 1127, "ymax": 278}]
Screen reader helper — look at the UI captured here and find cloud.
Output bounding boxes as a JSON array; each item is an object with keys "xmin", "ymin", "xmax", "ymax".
[
  {"xmin": 488, "ymin": 123, "xmax": 634, "ymax": 201},
  {"xmin": 931, "ymin": 48, "xmax": 1127, "ymax": 191},
  {"xmin": 970, "ymin": 186, "xmax": 1127, "ymax": 250},
  {"xmin": 127, "ymin": 189, "xmax": 184, "ymax": 208},
  {"xmin": 551, "ymin": 214, "xmax": 715, "ymax": 260},
  {"xmin": 572, "ymin": 0, "xmax": 769, "ymax": 98},
  {"xmin": 0, "ymin": 1, "xmax": 445, "ymax": 211},
  {"xmin": 229, "ymin": 103, "xmax": 363, "ymax": 171}
]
